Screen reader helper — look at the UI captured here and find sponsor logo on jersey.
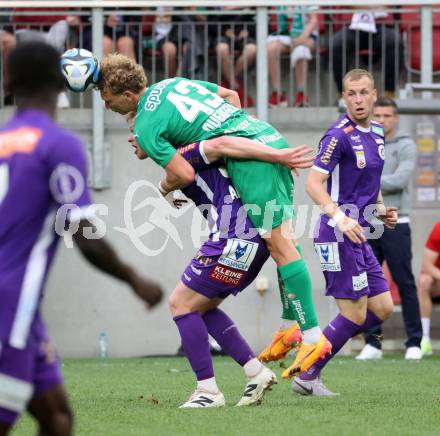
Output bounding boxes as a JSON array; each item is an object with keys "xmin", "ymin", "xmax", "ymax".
[
  {"xmin": 183, "ymin": 272, "xmax": 191, "ymax": 282},
  {"xmin": 355, "ymin": 150, "xmax": 366, "ymax": 168},
  {"xmin": 352, "ymin": 144, "xmax": 364, "ymax": 150},
  {"xmin": 144, "ymin": 79, "xmax": 175, "ymax": 111},
  {"xmin": 378, "ymin": 144, "xmax": 385, "ymax": 160},
  {"xmin": 190, "ymin": 265, "xmax": 202, "ymax": 276},
  {"xmin": 350, "ymin": 134, "xmax": 361, "ymax": 143},
  {"xmin": 320, "ymin": 136, "xmax": 338, "ymax": 165},
  {"xmin": 209, "ymin": 265, "xmax": 244, "ymax": 286},
  {"xmin": 343, "ymin": 125, "xmax": 354, "ymax": 134},
  {"xmin": 0, "ymin": 127, "xmax": 42, "ymax": 158},
  {"xmin": 314, "ymin": 242, "xmax": 341, "ymax": 271},
  {"xmin": 178, "ymin": 142, "xmax": 198, "ymax": 155},
  {"xmin": 372, "ymin": 125, "xmax": 384, "ymax": 136},
  {"xmin": 336, "ymin": 118, "xmax": 349, "ymax": 128},
  {"xmin": 352, "ymin": 271, "xmax": 368, "ymax": 291},
  {"xmin": 375, "ymin": 138, "xmax": 384, "ymax": 144},
  {"xmin": 218, "ymin": 238, "xmax": 258, "ymax": 271}
]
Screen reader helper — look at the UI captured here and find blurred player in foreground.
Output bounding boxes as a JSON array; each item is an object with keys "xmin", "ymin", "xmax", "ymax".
[
  {"xmin": 98, "ymin": 54, "xmax": 331, "ymax": 379},
  {"xmin": 0, "ymin": 42, "xmax": 162, "ymax": 436},
  {"xmin": 297, "ymin": 69, "xmax": 397, "ymax": 396}
]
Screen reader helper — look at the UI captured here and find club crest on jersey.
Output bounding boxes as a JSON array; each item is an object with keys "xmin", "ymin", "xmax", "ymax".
[
  {"xmin": 378, "ymin": 144, "xmax": 385, "ymax": 160},
  {"xmin": 314, "ymin": 242, "xmax": 341, "ymax": 271},
  {"xmin": 355, "ymin": 150, "xmax": 366, "ymax": 168},
  {"xmin": 218, "ymin": 238, "xmax": 258, "ymax": 271},
  {"xmin": 375, "ymin": 138, "xmax": 384, "ymax": 145}
]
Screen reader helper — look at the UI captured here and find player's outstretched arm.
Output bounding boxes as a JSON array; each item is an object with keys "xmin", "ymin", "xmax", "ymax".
[
  {"xmin": 73, "ymin": 220, "xmax": 163, "ymax": 307},
  {"xmin": 203, "ymin": 136, "xmax": 315, "ymax": 172},
  {"xmin": 306, "ymin": 169, "xmax": 366, "ymax": 244}
]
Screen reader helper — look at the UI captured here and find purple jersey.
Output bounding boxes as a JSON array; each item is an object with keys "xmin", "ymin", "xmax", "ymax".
[
  {"xmin": 179, "ymin": 141, "xmax": 257, "ymax": 255},
  {"xmin": 177, "ymin": 141, "xmax": 269, "ymax": 298},
  {"xmin": 313, "ymin": 114, "xmax": 385, "ymax": 227},
  {"xmin": 0, "ymin": 109, "xmax": 92, "ymax": 349}
]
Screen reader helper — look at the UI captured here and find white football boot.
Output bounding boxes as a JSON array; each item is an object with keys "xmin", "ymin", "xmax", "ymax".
[
  {"xmin": 235, "ymin": 366, "xmax": 277, "ymax": 406},
  {"xmin": 179, "ymin": 388, "xmax": 225, "ymax": 409}
]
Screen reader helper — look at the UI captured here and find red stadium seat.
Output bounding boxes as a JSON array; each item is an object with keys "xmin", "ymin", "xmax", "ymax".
[{"xmin": 400, "ymin": 5, "xmax": 440, "ymax": 72}]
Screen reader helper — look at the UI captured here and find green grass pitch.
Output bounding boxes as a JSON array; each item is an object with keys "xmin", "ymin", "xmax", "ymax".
[{"xmin": 12, "ymin": 355, "xmax": 440, "ymax": 436}]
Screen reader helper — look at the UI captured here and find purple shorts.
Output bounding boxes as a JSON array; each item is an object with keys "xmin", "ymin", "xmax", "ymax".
[
  {"xmin": 0, "ymin": 317, "xmax": 63, "ymax": 426},
  {"xmin": 314, "ymin": 222, "xmax": 389, "ymax": 300},
  {"xmin": 182, "ymin": 236, "xmax": 270, "ymax": 299}
]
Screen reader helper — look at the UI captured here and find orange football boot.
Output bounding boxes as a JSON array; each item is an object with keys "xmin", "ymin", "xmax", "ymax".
[
  {"xmin": 258, "ymin": 321, "xmax": 302, "ymax": 362},
  {"xmin": 281, "ymin": 333, "xmax": 332, "ymax": 379}
]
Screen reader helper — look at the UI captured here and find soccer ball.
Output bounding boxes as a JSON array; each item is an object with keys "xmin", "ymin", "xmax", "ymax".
[{"xmin": 60, "ymin": 48, "xmax": 100, "ymax": 92}]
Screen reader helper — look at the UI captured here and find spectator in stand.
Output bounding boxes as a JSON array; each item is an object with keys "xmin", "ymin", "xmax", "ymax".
[
  {"xmin": 11, "ymin": 7, "xmax": 79, "ymax": 52},
  {"xmin": 331, "ymin": 7, "xmax": 402, "ymax": 107},
  {"xmin": 11, "ymin": 7, "xmax": 80, "ymax": 108},
  {"xmin": 356, "ymin": 97, "xmax": 423, "ymax": 361},
  {"xmin": 267, "ymin": 6, "xmax": 318, "ymax": 108},
  {"xmin": 0, "ymin": 14, "xmax": 15, "ymax": 105},
  {"xmin": 417, "ymin": 221, "xmax": 440, "ymax": 356},
  {"xmin": 213, "ymin": 7, "xmax": 256, "ymax": 107},
  {"xmin": 82, "ymin": 10, "xmax": 137, "ymax": 60}
]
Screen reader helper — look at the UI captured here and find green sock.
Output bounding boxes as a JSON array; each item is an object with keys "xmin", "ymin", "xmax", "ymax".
[
  {"xmin": 295, "ymin": 244, "xmax": 302, "ymax": 257},
  {"xmin": 277, "ymin": 270, "xmax": 297, "ymax": 321},
  {"xmin": 277, "ymin": 258, "xmax": 318, "ymax": 331},
  {"xmin": 276, "ymin": 244, "xmax": 304, "ymax": 322}
]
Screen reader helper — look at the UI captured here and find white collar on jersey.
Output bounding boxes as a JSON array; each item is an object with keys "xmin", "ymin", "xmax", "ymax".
[{"xmin": 355, "ymin": 124, "xmax": 371, "ymax": 133}]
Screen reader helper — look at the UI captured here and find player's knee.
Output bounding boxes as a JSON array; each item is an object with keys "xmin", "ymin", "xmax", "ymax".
[{"xmin": 168, "ymin": 293, "xmax": 190, "ymax": 316}]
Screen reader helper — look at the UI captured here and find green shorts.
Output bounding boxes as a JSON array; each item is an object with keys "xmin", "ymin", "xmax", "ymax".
[{"xmin": 226, "ymin": 127, "xmax": 295, "ymax": 233}]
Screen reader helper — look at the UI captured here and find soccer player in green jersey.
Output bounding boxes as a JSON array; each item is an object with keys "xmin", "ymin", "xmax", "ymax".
[{"xmin": 98, "ymin": 54, "xmax": 331, "ymax": 376}]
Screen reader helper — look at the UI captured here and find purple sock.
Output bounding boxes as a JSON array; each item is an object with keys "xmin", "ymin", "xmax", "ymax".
[
  {"xmin": 173, "ymin": 311, "xmax": 214, "ymax": 381},
  {"xmin": 360, "ymin": 310, "xmax": 383, "ymax": 332},
  {"xmin": 202, "ymin": 308, "xmax": 255, "ymax": 366},
  {"xmin": 300, "ymin": 313, "xmax": 361, "ymax": 381}
]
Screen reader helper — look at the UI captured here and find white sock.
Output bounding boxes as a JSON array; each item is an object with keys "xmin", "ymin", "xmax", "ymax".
[
  {"xmin": 243, "ymin": 358, "xmax": 263, "ymax": 378},
  {"xmin": 279, "ymin": 319, "xmax": 293, "ymax": 331},
  {"xmin": 302, "ymin": 326, "xmax": 322, "ymax": 345},
  {"xmin": 197, "ymin": 377, "xmax": 219, "ymax": 394},
  {"xmin": 422, "ymin": 317, "xmax": 431, "ymax": 339}
]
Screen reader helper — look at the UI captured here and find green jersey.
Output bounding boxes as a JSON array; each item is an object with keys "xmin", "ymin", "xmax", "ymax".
[
  {"xmin": 134, "ymin": 77, "xmax": 271, "ymax": 168},
  {"xmin": 134, "ymin": 77, "xmax": 294, "ymax": 232}
]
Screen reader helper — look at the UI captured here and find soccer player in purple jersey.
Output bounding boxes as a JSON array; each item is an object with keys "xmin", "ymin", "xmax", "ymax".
[
  {"xmin": 128, "ymin": 118, "xmax": 311, "ymax": 407},
  {"xmin": 0, "ymin": 42, "xmax": 162, "ymax": 435},
  {"xmin": 292, "ymin": 69, "xmax": 398, "ymax": 396}
]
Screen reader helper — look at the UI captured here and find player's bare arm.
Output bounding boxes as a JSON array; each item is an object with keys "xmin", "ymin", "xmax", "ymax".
[
  {"xmin": 162, "ymin": 153, "xmax": 196, "ymax": 192},
  {"xmin": 306, "ymin": 169, "xmax": 366, "ymax": 244},
  {"xmin": 202, "ymin": 136, "xmax": 315, "ymax": 174},
  {"xmin": 217, "ymin": 85, "xmax": 241, "ymax": 108},
  {"xmin": 73, "ymin": 220, "xmax": 163, "ymax": 307}
]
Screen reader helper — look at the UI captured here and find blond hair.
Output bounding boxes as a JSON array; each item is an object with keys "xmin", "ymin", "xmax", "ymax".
[
  {"xmin": 343, "ymin": 69, "xmax": 375, "ymax": 90},
  {"xmin": 98, "ymin": 53, "xmax": 147, "ymax": 95}
]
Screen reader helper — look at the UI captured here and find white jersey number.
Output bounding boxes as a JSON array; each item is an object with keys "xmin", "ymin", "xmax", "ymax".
[
  {"xmin": 167, "ymin": 80, "xmax": 223, "ymax": 123},
  {"xmin": 0, "ymin": 163, "xmax": 9, "ymax": 206}
]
